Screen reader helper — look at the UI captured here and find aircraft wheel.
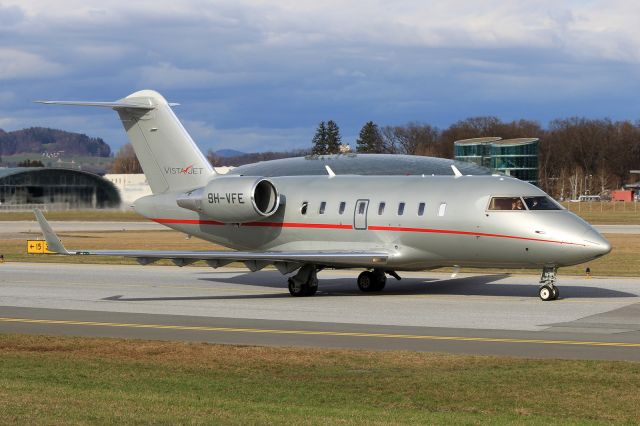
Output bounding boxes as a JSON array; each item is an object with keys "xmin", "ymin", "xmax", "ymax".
[
  {"xmin": 371, "ymin": 273, "xmax": 386, "ymax": 291},
  {"xmin": 357, "ymin": 271, "xmax": 375, "ymax": 292},
  {"xmin": 288, "ymin": 278, "xmax": 317, "ymax": 297},
  {"xmin": 551, "ymin": 287, "xmax": 559, "ymax": 300},
  {"xmin": 539, "ymin": 285, "xmax": 553, "ymax": 301}
]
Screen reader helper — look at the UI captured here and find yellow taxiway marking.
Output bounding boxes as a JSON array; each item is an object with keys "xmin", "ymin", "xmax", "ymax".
[{"xmin": 0, "ymin": 317, "xmax": 639, "ymax": 348}]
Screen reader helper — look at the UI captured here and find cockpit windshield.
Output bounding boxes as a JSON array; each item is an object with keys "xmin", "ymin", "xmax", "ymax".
[
  {"xmin": 523, "ymin": 196, "xmax": 562, "ymax": 210},
  {"xmin": 488, "ymin": 196, "xmax": 563, "ymax": 211}
]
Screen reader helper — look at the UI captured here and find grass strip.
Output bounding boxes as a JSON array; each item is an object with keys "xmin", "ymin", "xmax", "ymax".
[{"xmin": 1, "ymin": 333, "xmax": 640, "ymax": 424}]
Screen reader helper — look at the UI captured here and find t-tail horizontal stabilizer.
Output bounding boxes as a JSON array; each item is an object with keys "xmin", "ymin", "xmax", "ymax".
[{"xmin": 34, "ymin": 100, "xmax": 156, "ymax": 110}]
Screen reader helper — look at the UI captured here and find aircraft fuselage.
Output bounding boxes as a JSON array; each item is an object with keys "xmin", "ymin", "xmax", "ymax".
[{"xmin": 134, "ymin": 174, "xmax": 610, "ymax": 271}]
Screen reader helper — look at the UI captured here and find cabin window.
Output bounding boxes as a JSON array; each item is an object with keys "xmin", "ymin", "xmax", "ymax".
[
  {"xmin": 319, "ymin": 201, "xmax": 326, "ymax": 214},
  {"xmin": 489, "ymin": 197, "xmax": 526, "ymax": 211},
  {"xmin": 438, "ymin": 202, "xmax": 446, "ymax": 217},
  {"xmin": 358, "ymin": 202, "xmax": 366, "ymax": 215},
  {"xmin": 418, "ymin": 202, "xmax": 425, "ymax": 216},
  {"xmin": 378, "ymin": 202, "xmax": 385, "ymax": 215},
  {"xmin": 301, "ymin": 202, "xmax": 308, "ymax": 215},
  {"xmin": 339, "ymin": 201, "xmax": 346, "ymax": 214},
  {"xmin": 398, "ymin": 202, "xmax": 405, "ymax": 215}
]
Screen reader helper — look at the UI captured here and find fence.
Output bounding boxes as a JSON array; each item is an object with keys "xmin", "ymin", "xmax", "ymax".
[{"xmin": 563, "ymin": 201, "xmax": 638, "ymax": 214}]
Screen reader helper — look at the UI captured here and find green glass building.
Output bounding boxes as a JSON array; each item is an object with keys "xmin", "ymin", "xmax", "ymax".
[{"xmin": 454, "ymin": 137, "xmax": 539, "ymax": 185}]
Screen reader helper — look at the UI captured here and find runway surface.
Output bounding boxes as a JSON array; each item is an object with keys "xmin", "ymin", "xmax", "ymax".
[
  {"xmin": 1, "ymin": 262, "xmax": 639, "ymax": 360},
  {"xmin": 0, "ymin": 221, "xmax": 164, "ymax": 239}
]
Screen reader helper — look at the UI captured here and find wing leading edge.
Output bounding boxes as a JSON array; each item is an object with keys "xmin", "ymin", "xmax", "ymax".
[{"xmin": 33, "ymin": 210, "xmax": 389, "ymax": 272}]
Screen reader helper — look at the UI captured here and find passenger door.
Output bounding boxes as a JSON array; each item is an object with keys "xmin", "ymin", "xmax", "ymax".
[{"xmin": 353, "ymin": 199, "xmax": 369, "ymax": 230}]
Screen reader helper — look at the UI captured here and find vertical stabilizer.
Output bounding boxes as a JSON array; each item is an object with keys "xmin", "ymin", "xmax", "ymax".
[
  {"xmin": 37, "ymin": 90, "xmax": 215, "ymax": 194},
  {"xmin": 115, "ymin": 90, "xmax": 214, "ymax": 193}
]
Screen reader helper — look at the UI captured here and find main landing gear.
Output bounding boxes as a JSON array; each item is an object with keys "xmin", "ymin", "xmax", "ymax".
[
  {"xmin": 357, "ymin": 270, "xmax": 387, "ymax": 292},
  {"xmin": 287, "ymin": 266, "xmax": 401, "ymax": 297},
  {"xmin": 539, "ymin": 266, "xmax": 559, "ymax": 301},
  {"xmin": 288, "ymin": 264, "xmax": 318, "ymax": 297}
]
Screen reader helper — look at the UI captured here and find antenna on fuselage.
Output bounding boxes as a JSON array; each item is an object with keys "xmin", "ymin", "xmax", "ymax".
[
  {"xmin": 325, "ymin": 165, "xmax": 336, "ymax": 178},
  {"xmin": 450, "ymin": 164, "xmax": 462, "ymax": 177}
]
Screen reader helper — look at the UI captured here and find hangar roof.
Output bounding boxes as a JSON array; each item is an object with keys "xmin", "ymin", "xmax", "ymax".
[
  {"xmin": 0, "ymin": 167, "xmax": 109, "ymax": 181},
  {"xmin": 229, "ymin": 154, "xmax": 492, "ymax": 177},
  {"xmin": 0, "ymin": 167, "xmax": 43, "ymax": 179}
]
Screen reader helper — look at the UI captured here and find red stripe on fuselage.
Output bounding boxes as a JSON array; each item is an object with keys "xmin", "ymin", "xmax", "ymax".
[
  {"xmin": 367, "ymin": 225, "xmax": 582, "ymax": 246},
  {"xmin": 150, "ymin": 218, "xmax": 582, "ymax": 246}
]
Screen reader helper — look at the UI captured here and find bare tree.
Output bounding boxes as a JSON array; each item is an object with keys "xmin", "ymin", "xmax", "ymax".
[{"xmin": 110, "ymin": 143, "xmax": 142, "ymax": 174}]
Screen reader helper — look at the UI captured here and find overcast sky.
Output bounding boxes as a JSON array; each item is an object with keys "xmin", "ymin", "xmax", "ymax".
[{"xmin": 1, "ymin": 0, "xmax": 640, "ymax": 153}]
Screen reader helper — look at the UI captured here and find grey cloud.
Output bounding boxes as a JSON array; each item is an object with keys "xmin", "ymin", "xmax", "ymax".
[{"xmin": 2, "ymin": 0, "xmax": 640, "ymax": 153}]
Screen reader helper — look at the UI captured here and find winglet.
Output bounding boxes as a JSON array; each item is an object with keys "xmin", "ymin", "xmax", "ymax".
[
  {"xmin": 33, "ymin": 209, "xmax": 69, "ymax": 254},
  {"xmin": 450, "ymin": 164, "xmax": 462, "ymax": 177}
]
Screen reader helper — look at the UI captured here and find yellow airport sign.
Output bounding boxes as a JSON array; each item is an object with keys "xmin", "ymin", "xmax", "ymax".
[{"xmin": 27, "ymin": 240, "xmax": 54, "ymax": 254}]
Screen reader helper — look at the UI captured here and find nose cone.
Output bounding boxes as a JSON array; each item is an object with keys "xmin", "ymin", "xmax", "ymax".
[{"xmin": 582, "ymin": 228, "xmax": 612, "ymax": 258}]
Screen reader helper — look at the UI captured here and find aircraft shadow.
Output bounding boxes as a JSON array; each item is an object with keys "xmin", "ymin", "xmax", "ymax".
[
  {"xmin": 102, "ymin": 293, "xmax": 289, "ymax": 302},
  {"xmin": 373, "ymin": 275, "xmax": 637, "ymax": 299},
  {"xmin": 102, "ymin": 272, "xmax": 637, "ymax": 302}
]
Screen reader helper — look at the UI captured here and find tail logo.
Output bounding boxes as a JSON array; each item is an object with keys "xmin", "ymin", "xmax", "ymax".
[{"xmin": 164, "ymin": 165, "xmax": 204, "ymax": 175}]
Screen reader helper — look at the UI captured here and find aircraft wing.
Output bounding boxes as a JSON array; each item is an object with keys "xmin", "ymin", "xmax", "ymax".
[{"xmin": 34, "ymin": 210, "xmax": 388, "ymax": 273}]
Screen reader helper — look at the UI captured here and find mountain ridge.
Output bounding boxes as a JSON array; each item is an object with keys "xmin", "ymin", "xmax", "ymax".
[{"xmin": 0, "ymin": 127, "xmax": 111, "ymax": 158}]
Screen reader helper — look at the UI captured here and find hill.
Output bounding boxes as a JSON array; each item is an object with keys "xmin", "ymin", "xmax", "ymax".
[
  {"xmin": 0, "ymin": 127, "xmax": 111, "ymax": 157},
  {"xmin": 215, "ymin": 149, "xmax": 246, "ymax": 157}
]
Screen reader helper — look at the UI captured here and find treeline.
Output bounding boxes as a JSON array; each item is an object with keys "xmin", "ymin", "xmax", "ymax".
[
  {"xmin": 0, "ymin": 127, "xmax": 111, "ymax": 157},
  {"xmin": 346, "ymin": 117, "xmax": 640, "ymax": 198}
]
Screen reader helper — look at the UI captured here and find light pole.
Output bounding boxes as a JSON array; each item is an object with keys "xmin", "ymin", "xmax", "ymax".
[{"xmin": 584, "ymin": 174, "xmax": 592, "ymax": 195}]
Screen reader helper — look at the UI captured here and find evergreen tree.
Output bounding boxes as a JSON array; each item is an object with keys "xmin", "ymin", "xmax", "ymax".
[
  {"xmin": 311, "ymin": 121, "xmax": 328, "ymax": 155},
  {"xmin": 356, "ymin": 121, "xmax": 384, "ymax": 153},
  {"xmin": 326, "ymin": 120, "xmax": 342, "ymax": 154}
]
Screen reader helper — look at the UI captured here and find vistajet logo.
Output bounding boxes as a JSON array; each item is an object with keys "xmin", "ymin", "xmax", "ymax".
[{"xmin": 164, "ymin": 165, "xmax": 204, "ymax": 175}]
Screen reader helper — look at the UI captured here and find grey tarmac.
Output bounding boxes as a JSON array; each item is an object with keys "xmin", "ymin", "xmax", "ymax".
[
  {"xmin": 1, "ymin": 262, "xmax": 640, "ymax": 360},
  {"xmin": 0, "ymin": 220, "xmax": 163, "ymax": 239}
]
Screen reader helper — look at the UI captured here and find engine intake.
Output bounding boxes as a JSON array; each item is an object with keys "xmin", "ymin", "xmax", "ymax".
[{"xmin": 177, "ymin": 176, "xmax": 280, "ymax": 223}]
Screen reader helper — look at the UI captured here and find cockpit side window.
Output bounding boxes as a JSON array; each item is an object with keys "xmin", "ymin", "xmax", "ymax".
[
  {"xmin": 488, "ymin": 197, "xmax": 526, "ymax": 211},
  {"xmin": 523, "ymin": 196, "xmax": 562, "ymax": 210}
]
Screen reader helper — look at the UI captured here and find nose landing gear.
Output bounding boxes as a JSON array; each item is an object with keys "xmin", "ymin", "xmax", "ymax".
[{"xmin": 539, "ymin": 266, "xmax": 559, "ymax": 301}]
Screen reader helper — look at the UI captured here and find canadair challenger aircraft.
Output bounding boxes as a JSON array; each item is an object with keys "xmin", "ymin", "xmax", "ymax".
[{"xmin": 36, "ymin": 90, "xmax": 611, "ymax": 301}]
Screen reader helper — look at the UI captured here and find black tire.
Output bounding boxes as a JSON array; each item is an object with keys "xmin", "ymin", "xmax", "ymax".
[
  {"xmin": 288, "ymin": 278, "xmax": 304, "ymax": 297},
  {"xmin": 551, "ymin": 287, "xmax": 559, "ymax": 300},
  {"xmin": 371, "ymin": 273, "xmax": 386, "ymax": 291},
  {"xmin": 288, "ymin": 278, "xmax": 317, "ymax": 297},
  {"xmin": 357, "ymin": 271, "xmax": 375, "ymax": 292},
  {"xmin": 539, "ymin": 285, "xmax": 553, "ymax": 301}
]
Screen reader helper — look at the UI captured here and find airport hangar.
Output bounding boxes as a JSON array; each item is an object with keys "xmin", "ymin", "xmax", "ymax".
[{"xmin": 0, "ymin": 167, "xmax": 120, "ymax": 210}]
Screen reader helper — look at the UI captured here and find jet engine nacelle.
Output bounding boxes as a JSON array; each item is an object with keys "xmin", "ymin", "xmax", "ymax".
[{"xmin": 176, "ymin": 176, "xmax": 280, "ymax": 223}]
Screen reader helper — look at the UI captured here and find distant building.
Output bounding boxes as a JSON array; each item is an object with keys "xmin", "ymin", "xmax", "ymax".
[
  {"xmin": 454, "ymin": 137, "xmax": 539, "ymax": 185},
  {"xmin": 0, "ymin": 167, "xmax": 120, "ymax": 210},
  {"xmin": 103, "ymin": 174, "xmax": 153, "ymax": 209}
]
